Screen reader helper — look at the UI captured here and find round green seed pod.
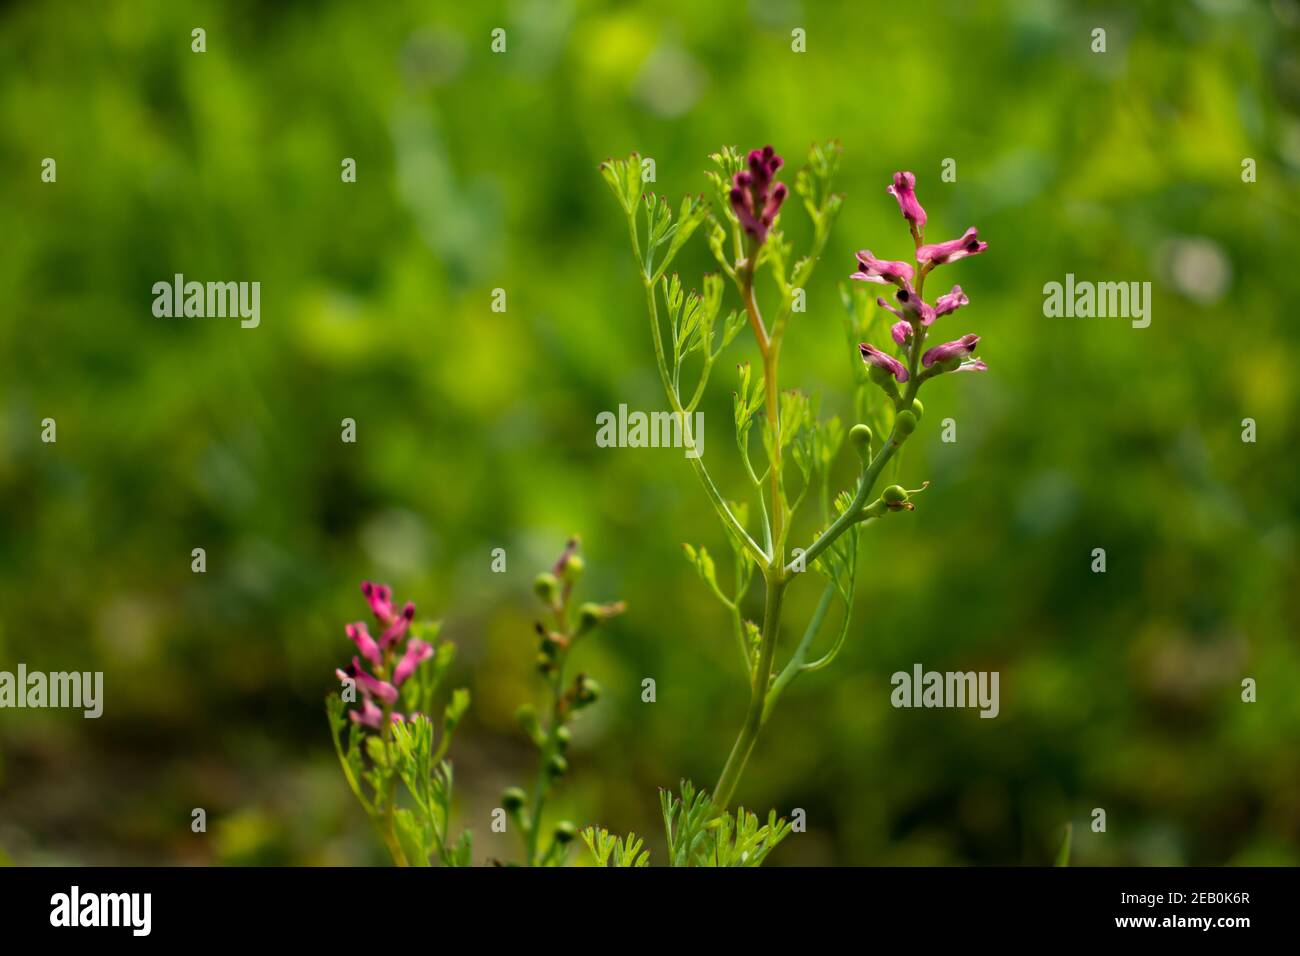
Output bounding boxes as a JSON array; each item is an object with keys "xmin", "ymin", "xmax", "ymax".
[
  {"xmin": 883, "ymin": 485, "xmax": 909, "ymax": 505},
  {"xmin": 578, "ymin": 602, "xmax": 602, "ymax": 631},
  {"xmin": 502, "ymin": 786, "xmax": 527, "ymax": 813},
  {"xmin": 554, "ymin": 725, "xmax": 572, "ymax": 751},
  {"xmin": 849, "ymin": 424, "xmax": 873, "ymax": 457},
  {"xmin": 533, "ymin": 572, "xmax": 559, "ymax": 603},
  {"xmin": 575, "ymin": 676, "xmax": 601, "ymax": 707},
  {"xmin": 546, "ymin": 754, "xmax": 569, "ymax": 778},
  {"xmin": 561, "ymin": 554, "xmax": 585, "ymax": 583},
  {"xmin": 553, "ymin": 821, "xmax": 577, "ymax": 845},
  {"xmin": 894, "ymin": 410, "xmax": 917, "ymax": 438},
  {"xmin": 910, "ymin": 398, "xmax": 924, "ymax": 421}
]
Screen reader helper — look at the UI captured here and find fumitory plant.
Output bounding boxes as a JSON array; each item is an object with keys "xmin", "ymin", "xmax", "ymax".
[
  {"xmin": 498, "ymin": 537, "xmax": 625, "ymax": 866},
  {"xmin": 599, "ymin": 144, "xmax": 989, "ymax": 824},
  {"xmin": 327, "ymin": 581, "xmax": 472, "ymax": 866}
]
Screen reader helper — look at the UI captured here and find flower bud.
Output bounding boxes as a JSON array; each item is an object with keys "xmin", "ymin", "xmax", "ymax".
[
  {"xmin": 561, "ymin": 554, "xmax": 585, "ymax": 584},
  {"xmin": 573, "ymin": 675, "xmax": 601, "ymax": 709},
  {"xmin": 849, "ymin": 424, "xmax": 873, "ymax": 459},
  {"xmin": 553, "ymin": 821, "xmax": 577, "ymax": 845},
  {"xmin": 515, "ymin": 703, "xmax": 541, "ymax": 741},
  {"xmin": 893, "ymin": 410, "xmax": 917, "ymax": 441},
  {"xmin": 554, "ymin": 725, "xmax": 572, "ymax": 751},
  {"xmin": 502, "ymin": 786, "xmax": 527, "ymax": 813},
  {"xmin": 533, "ymin": 572, "xmax": 559, "ymax": 604},
  {"xmin": 910, "ymin": 398, "xmax": 924, "ymax": 421},
  {"xmin": 546, "ymin": 754, "xmax": 569, "ymax": 778}
]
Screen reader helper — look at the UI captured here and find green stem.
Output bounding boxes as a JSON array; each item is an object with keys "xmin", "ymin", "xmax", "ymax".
[
  {"xmin": 765, "ymin": 581, "xmax": 836, "ymax": 717},
  {"xmin": 788, "ymin": 437, "xmax": 898, "ymax": 575},
  {"xmin": 713, "ymin": 571, "xmax": 787, "ymax": 808},
  {"xmin": 644, "ymin": 279, "xmax": 769, "ymax": 565}
]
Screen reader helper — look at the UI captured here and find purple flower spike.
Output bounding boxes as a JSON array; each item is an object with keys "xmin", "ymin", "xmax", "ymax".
[
  {"xmin": 852, "ymin": 250, "xmax": 915, "ymax": 287},
  {"xmin": 890, "ymin": 321, "xmax": 913, "ymax": 346},
  {"xmin": 859, "ymin": 343, "xmax": 909, "ymax": 382},
  {"xmin": 729, "ymin": 145, "xmax": 787, "ymax": 246},
  {"xmin": 394, "ymin": 638, "xmax": 434, "ymax": 686},
  {"xmin": 345, "ymin": 621, "xmax": 382, "ymax": 669},
  {"xmin": 887, "ymin": 171, "xmax": 926, "ymax": 229},
  {"xmin": 934, "ymin": 285, "xmax": 969, "ymax": 317},
  {"xmin": 922, "ymin": 333, "xmax": 981, "ymax": 368},
  {"xmin": 917, "ymin": 227, "xmax": 988, "ymax": 266}
]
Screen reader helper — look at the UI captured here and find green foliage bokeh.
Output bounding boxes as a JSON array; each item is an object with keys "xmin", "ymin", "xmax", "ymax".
[{"xmin": 0, "ymin": 0, "xmax": 1297, "ymax": 865}]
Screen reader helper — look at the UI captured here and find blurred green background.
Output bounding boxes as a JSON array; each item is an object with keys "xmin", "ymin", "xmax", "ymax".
[{"xmin": 1, "ymin": 0, "xmax": 1298, "ymax": 866}]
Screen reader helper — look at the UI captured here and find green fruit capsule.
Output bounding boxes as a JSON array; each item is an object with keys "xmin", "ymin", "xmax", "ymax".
[
  {"xmin": 894, "ymin": 410, "xmax": 917, "ymax": 439},
  {"xmin": 533, "ymin": 572, "xmax": 559, "ymax": 604},
  {"xmin": 561, "ymin": 554, "xmax": 585, "ymax": 584},
  {"xmin": 883, "ymin": 485, "xmax": 909, "ymax": 505},
  {"xmin": 546, "ymin": 754, "xmax": 569, "ymax": 778},
  {"xmin": 554, "ymin": 725, "xmax": 572, "ymax": 751},
  {"xmin": 553, "ymin": 821, "xmax": 577, "ymax": 845},
  {"xmin": 910, "ymin": 398, "xmax": 924, "ymax": 421},
  {"xmin": 849, "ymin": 424, "xmax": 873, "ymax": 458},
  {"xmin": 577, "ymin": 602, "xmax": 602, "ymax": 632},
  {"xmin": 575, "ymin": 676, "xmax": 601, "ymax": 707},
  {"xmin": 502, "ymin": 787, "xmax": 527, "ymax": 812}
]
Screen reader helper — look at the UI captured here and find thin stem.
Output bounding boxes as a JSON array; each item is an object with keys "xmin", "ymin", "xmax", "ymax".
[
  {"xmin": 765, "ymin": 581, "xmax": 836, "ymax": 718},
  {"xmin": 643, "ymin": 279, "xmax": 769, "ymax": 565},
  {"xmin": 378, "ymin": 705, "xmax": 410, "ymax": 867},
  {"xmin": 787, "ymin": 436, "xmax": 899, "ymax": 575},
  {"xmin": 713, "ymin": 571, "xmax": 786, "ymax": 808},
  {"xmin": 741, "ymin": 278, "xmax": 784, "ymax": 564}
]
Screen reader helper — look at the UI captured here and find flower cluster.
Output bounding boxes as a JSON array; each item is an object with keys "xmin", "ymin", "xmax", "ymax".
[
  {"xmin": 337, "ymin": 581, "xmax": 433, "ymax": 728},
  {"xmin": 853, "ymin": 172, "xmax": 988, "ymax": 386},
  {"xmin": 728, "ymin": 145, "xmax": 788, "ymax": 246}
]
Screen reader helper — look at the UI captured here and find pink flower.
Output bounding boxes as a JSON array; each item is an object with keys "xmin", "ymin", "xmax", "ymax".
[
  {"xmin": 934, "ymin": 285, "xmax": 969, "ymax": 317},
  {"xmin": 729, "ymin": 145, "xmax": 788, "ymax": 246},
  {"xmin": 887, "ymin": 171, "xmax": 926, "ymax": 229},
  {"xmin": 361, "ymin": 581, "xmax": 395, "ymax": 624},
  {"xmin": 349, "ymin": 698, "xmax": 384, "ymax": 729},
  {"xmin": 890, "ymin": 320, "xmax": 913, "ymax": 346},
  {"xmin": 393, "ymin": 638, "xmax": 434, "ymax": 686},
  {"xmin": 954, "ymin": 359, "xmax": 987, "ymax": 372},
  {"xmin": 852, "ymin": 250, "xmax": 914, "ymax": 288},
  {"xmin": 917, "ymin": 228, "xmax": 988, "ymax": 266},
  {"xmin": 859, "ymin": 343, "xmax": 909, "ymax": 382},
  {"xmin": 350, "ymin": 657, "xmax": 399, "ymax": 706},
  {"xmin": 922, "ymin": 334, "xmax": 981, "ymax": 368},
  {"xmin": 345, "ymin": 622, "xmax": 382, "ymax": 669},
  {"xmin": 380, "ymin": 602, "xmax": 416, "ymax": 648},
  {"xmin": 895, "ymin": 287, "xmax": 936, "ymax": 326}
]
